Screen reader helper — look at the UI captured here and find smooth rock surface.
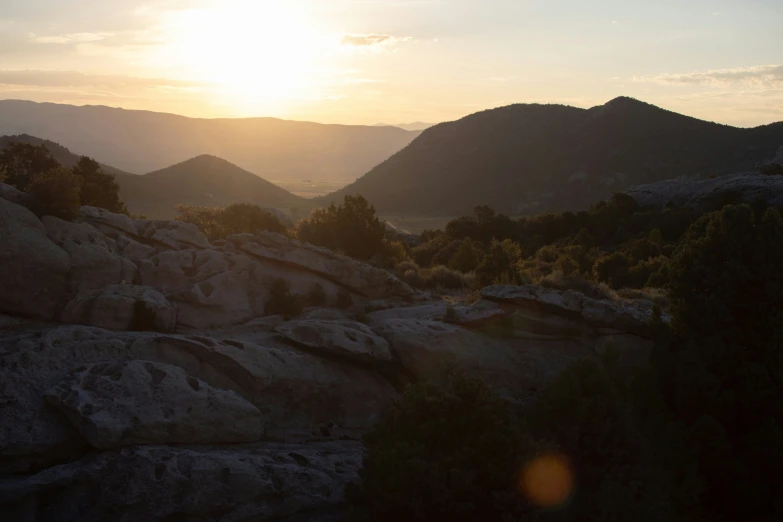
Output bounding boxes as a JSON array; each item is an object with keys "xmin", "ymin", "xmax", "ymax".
[
  {"xmin": 43, "ymin": 216, "xmax": 137, "ymax": 290},
  {"xmin": 134, "ymin": 219, "xmax": 210, "ymax": 250},
  {"xmin": 626, "ymin": 172, "xmax": 783, "ymax": 211},
  {"xmin": 80, "ymin": 205, "xmax": 137, "ymax": 235},
  {"xmin": 0, "ymin": 198, "xmax": 70, "ymax": 320},
  {"xmin": 45, "ymin": 360, "xmax": 265, "ymax": 449},
  {"xmin": 233, "ymin": 232, "xmax": 415, "ymax": 299},
  {"xmin": 61, "ymin": 284, "xmax": 176, "ymax": 332},
  {"xmin": 275, "ymin": 319, "xmax": 394, "ymax": 364},
  {"xmin": 0, "ymin": 442, "xmax": 362, "ymax": 522}
]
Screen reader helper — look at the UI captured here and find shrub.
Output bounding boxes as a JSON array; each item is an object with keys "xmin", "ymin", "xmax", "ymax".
[
  {"xmin": 348, "ymin": 372, "xmax": 536, "ymax": 522},
  {"xmin": 175, "ymin": 205, "xmax": 224, "ymax": 239},
  {"xmin": 655, "ymin": 204, "xmax": 783, "ymax": 522},
  {"xmin": 296, "ymin": 195, "xmax": 385, "ymax": 260},
  {"xmin": 592, "ymin": 251, "xmax": 630, "ymax": 288},
  {"xmin": 0, "ymin": 142, "xmax": 59, "ymax": 191},
  {"xmin": 28, "ymin": 167, "xmax": 83, "ymax": 220},
  {"xmin": 221, "ymin": 203, "xmax": 287, "ymax": 236},
  {"xmin": 73, "ymin": 156, "xmax": 127, "ymax": 214},
  {"xmin": 538, "ymin": 271, "xmax": 615, "ymax": 301},
  {"xmin": 442, "ymin": 305, "xmax": 460, "ymax": 324},
  {"xmin": 525, "ymin": 357, "xmax": 689, "ymax": 522},
  {"xmin": 448, "ymin": 237, "xmax": 482, "ymax": 272},
  {"xmin": 306, "ymin": 282, "xmax": 327, "ymax": 307},
  {"xmin": 175, "ymin": 203, "xmax": 286, "ymax": 240},
  {"xmin": 264, "ymin": 278, "xmax": 304, "ymax": 318}
]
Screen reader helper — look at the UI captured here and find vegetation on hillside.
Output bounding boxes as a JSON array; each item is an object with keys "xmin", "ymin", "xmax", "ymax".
[
  {"xmin": 323, "ymin": 97, "xmax": 783, "ymax": 216},
  {"xmin": 175, "ymin": 202, "xmax": 286, "ymax": 240},
  {"xmin": 0, "ymin": 141, "xmax": 127, "ymax": 217},
  {"xmin": 351, "ymin": 203, "xmax": 783, "ymax": 521},
  {"xmin": 386, "ymin": 188, "xmax": 782, "ymax": 297}
]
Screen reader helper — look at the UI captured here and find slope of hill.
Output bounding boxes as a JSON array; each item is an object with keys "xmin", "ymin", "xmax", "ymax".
[
  {"xmin": 0, "ymin": 134, "xmax": 132, "ymax": 177},
  {"xmin": 323, "ymin": 97, "xmax": 783, "ymax": 215},
  {"xmin": 117, "ymin": 155, "xmax": 310, "ymax": 219},
  {"xmin": 0, "ymin": 135, "xmax": 308, "ymax": 219},
  {"xmin": 375, "ymin": 122, "xmax": 434, "ymax": 131},
  {"xmin": 0, "ymin": 100, "xmax": 421, "ymax": 179}
]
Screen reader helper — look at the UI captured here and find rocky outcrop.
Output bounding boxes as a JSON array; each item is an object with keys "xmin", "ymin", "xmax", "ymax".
[
  {"xmin": 0, "ymin": 196, "xmax": 70, "ymax": 320},
  {"xmin": 45, "ymin": 360, "xmax": 265, "ymax": 449},
  {"xmin": 61, "ymin": 285, "xmax": 177, "ymax": 332},
  {"xmin": 233, "ymin": 233, "xmax": 415, "ymax": 300},
  {"xmin": 0, "ymin": 188, "xmax": 666, "ymax": 520},
  {"xmin": 275, "ymin": 319, "xmax": 394, "ymax": 365},
  {"xmin": 0, "ymin": 442, "xmax": 362, "ymax": 522},
  {"xmin": 0, "ymin": 189, "xmax": 415, "ymax": 330},
  {"xmin": 481, "ymin": 284, "xmax": 661, "ymax": 336},
  {"xmin": 626, "ymin": 172, "xmax": 783, "ymax": 211}
]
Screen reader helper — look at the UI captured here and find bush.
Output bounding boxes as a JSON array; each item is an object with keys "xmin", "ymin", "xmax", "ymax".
[
  {"xmin": 0, "ymin": 142, "xmax": 59, "ymax": 191},
  {"xmin": 297, "ymin": 195, "xmax": 385, "ymax": 260},
  {"xmin": 448, "ymin": 238, "xmax": 482, "ymax": 272},
  {"xmin": 264, "ymin": 278, "xmax": 304, "ymax": 318},
  {"xmin": 28, "ymin": 167, "xmax": 83, "ymax": 220},
  {"xmin": 73, "ymin": 156, "xmax": 127, "ymax": 214},
  {"xmin": 221, "ymin": 203, "xmax": 287, "ymax": 236},
  {"xmin": 398, "ymin": 263, "xmax": 475, "ymax": 290},
  {"xmin": 525, "ymin": 357, "xmax": 690, "ymax": 521},
  {"xmin": 538, "ymin": 271, "xmax": 615, "ymax": 301},
  {"xmin": 175, "ymin": 203, "xmax": 286, "ymax": 240},
  {"xmin": 306, "ymin": 282, "xmax": 327, "ymax": 307},
  {"xmin": 655, "ymin": 204, "xmax": 783, "ymax": 522},
  {"xmin": 348, "ymin": 373, "xmax": 536, "ymax": 522}
]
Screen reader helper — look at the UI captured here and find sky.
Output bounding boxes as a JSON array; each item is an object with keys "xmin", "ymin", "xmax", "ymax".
[{"xmin": 1, "ymin": 0, "xmax": 782, "ymax": 126}]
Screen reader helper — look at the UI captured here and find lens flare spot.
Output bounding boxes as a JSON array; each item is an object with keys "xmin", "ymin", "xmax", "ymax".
[{"xmin": 520, "ymin": 454, "xmax": 574, "ymax": 507}]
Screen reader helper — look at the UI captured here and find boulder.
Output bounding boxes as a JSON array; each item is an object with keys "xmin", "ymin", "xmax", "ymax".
[
  {"xmin": 0, "ymin": 181, "xmax": 34, "ymax": 209},
  {"xmin": 80, "ymin": 206, "xmax": 137, "ymax": 236},
  {"xmin": 626, "ymin": 172, "xmax": 783, "ymax": 211},
  {"xmin": 173, "ymin": 270, "xmax": 255, "ymax": 329},
  {"xmin": 61, "ymin": 285, "xmax": 176, "ymax": 332},
  {"xmin": 275, "ymin": 319, "xmax": 394, "ymax": 364},
  {"xmin": 134, "ymin": 219, "xmax": 209, "ymax": 250},
  {"xmin": 126, "ymin": 335, "xmax": 397, "ymax": 439},
  {"xmin": 0, "ymin": 197, "xmax": 70, "ymax": 320},
  {"xmin": 367, "ymin": 300, "xmax": 505, "ymax": 326},
  {"xmin": 481, "ymin": 284, "xmax": 658, "ymax": 337},
  {"xmin": 374, "ymin": 318, "xmax": 600, "ymax": 400},
  {"xmin": 232, "ymin": 232, "xmax": 415, "ymax": 300},
  {"xmin": 0, "ymin": 442, "xmax": 362, "ymax": 522},
  {"xmin": 46, "ymin": 360, "xmax": 265, "ymax": 449},
  {"xmin": 43, "ymin": 216, "xmax": 137, "ymax": 290}
]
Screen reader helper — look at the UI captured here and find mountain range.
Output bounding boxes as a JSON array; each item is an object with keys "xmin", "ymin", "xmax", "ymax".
[
  {"xmin": 324, "ymin": 97, "xmax": 783, "ymax": 215},
  {"xmin": 3, "ymin": 97, "xmax": 782, "ymax": 221},
  {"xmin": 0, "ymin": 100, "xmax": 420, "ymax": 180}
]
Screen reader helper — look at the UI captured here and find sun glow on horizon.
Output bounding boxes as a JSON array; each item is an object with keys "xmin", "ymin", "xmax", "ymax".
[{"xmin": 151, "ymin": 0, "xmax": 332, "ymax": 113}]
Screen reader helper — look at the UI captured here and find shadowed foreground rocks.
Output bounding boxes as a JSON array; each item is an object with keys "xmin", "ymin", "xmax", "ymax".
[{"xmin": 0, "ymin": 186, "xmax": 661, "ymax": 520}]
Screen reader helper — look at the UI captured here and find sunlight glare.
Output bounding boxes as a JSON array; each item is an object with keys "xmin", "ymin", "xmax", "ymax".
[{"xmin": 155, "ymin": 0, "xmax": 326, "ymax": 111}]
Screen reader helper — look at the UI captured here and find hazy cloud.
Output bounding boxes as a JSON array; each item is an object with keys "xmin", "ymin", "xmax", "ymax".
[
  {"xmin": 29, "ymin": 32, "xmax": 113, "ymax": 44},
  {"xmin": 0, "ymin": 69, "xmax": 205, "ymax": 90},
  {"xmin": 634, "ymin": 65, "xmax": 783, "ymax": 87},
  {"xmin": 340, "ymin": 33, "xmax": 413, "ymax": 50}
]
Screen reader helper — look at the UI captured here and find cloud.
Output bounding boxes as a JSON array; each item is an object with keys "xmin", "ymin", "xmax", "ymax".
[
  {"xmin": 0, "ymin": 69, "xmax": 206, "ymax": 90},
  {"xmin": 340, "ymin": 33, "xmax": 413, "ymax": 51},
  {"xmin": 634, "ymin": 65, "xmax": 783, "ymax": 87},
  {"xmin": 29, "ymin": 32, "xmax": 113, "ymax": 44}
]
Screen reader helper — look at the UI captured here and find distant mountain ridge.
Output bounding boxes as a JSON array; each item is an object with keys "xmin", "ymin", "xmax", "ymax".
[
  {"xmin": 323, "ymin": 97, "xmax": 783, "ymax": 216},
  {"xmin": 374, "ymin": 122, "xmax": 434, "ymax": 131},
  {"xmin": 0, "ymin": 100, "xmax": 421, "ymax": 180},
  {"xmin": 118, "ymin": 155, "xmax": 309, "ymax": 219},
  {"xmin": 0, "ymin": 135, "xmax": 308, "ymax": 219}
]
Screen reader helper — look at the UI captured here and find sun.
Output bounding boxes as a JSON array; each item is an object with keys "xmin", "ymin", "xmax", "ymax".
[{"xmin": 154, "ymin": 0, "xmax": 326, "ymax": 111}]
